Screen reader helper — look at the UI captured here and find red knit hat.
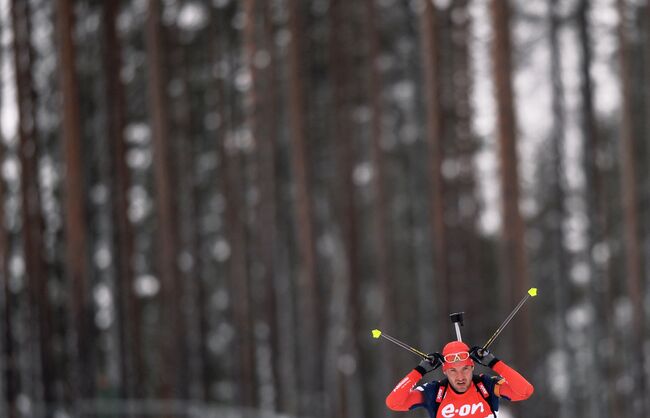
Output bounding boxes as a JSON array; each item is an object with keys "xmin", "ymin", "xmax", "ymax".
[{"xmin": 441, "ymin": 341, "xmax": 474, "ymax": 371}]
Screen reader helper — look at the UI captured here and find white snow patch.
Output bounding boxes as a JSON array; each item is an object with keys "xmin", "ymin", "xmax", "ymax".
[
  {"xmin": 134, "ymin": 274, "xmax": 160, "ymax": 298},
  {"xmin": 547, "ymin": 349, "xmax": 570, "ymax": 399}
]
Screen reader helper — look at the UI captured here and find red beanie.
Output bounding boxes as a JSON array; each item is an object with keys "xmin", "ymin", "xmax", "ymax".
[{"xmin": 441, "ymin": 341, "xmax": 474, "ymax": 371}]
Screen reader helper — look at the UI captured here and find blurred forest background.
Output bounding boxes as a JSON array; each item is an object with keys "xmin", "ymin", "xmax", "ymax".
[{"xmin": 0, "ymin": 0, "xmax": 649, "ymax": 417}]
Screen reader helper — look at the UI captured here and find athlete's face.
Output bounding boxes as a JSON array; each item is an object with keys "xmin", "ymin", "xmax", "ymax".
[{"xmin": 444, "ymin": 364, "xmax": 474, "ymax": 393}]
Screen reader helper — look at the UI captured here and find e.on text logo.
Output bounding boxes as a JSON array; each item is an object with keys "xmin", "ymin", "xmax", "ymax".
[{"xmin": 439, "ymin": 402, "xmax": 485, "ymax": 417}]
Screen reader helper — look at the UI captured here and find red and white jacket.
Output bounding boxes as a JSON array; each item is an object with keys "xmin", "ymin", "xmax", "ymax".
[{"xmin": 386, "ymin": 361, "xmax": 534, "ymax": 418}]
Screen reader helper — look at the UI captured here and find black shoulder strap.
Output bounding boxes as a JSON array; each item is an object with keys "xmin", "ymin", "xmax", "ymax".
[
  {"xmin": 473, "ymin": 374, "xmax": 499, "ymax": 417},
  {"xmin": 418, "ymin": 379, "xmax": 447, "ymax": 418},
  {"xmin": 434, "ymin": 378, "xmax": 449, "ymax": 404}
]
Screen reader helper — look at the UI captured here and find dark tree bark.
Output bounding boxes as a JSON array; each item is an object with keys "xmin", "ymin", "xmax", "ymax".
[
  {"xmin": 419, "ymin": 0, "xmax": 449, "ymax": 343},
  {"xmin": 212, "ymin": 6, "xmax": 256, "ymax": 408},
  {"xmin": 171, "ymin": 27, "xmax": 205, "ymax": 402},
  {"xmin": 446, "ymin": 0, "xmax": 482, "ymax": 340},
  {"xmin": 243, "ymin": 0, "xmax": 285, "ymax": 410},
  {"xmin": 103, "ymin": 0, "xmax": 144, "ymax": 400},
  {"xmin": 220, "ymin": 82, "xmax": 256, "ymax": 409},
  {"xmin": 57, "ymin": 0, "xmax": 96, "ymax": 403},
  {"xmin": 0, "ymin": 201, "xmax": 16, "ymax": 418},
  {"xmin": 327, "ymin": 2, "xmax": 363, "ymax": 418},
  {"xmin": 145, "ymin": 0, "xmax": 184, "ymax": 402},
  {"xmin": 578, "ymin": 1, "xmax": 617, "ymax": 417},
  {"xmin": 615, "ymin": 1, "xmax": 645, "ymax": 416},
  {"xmin": 490, "ymin": 0, "xmax": 532, "ymax": 369},
  {"xmin": 287, "ymin": 0, "xmax": 323, "ymax": 414},
  {"xmin": 548, "ymin": 2, "xmax": 572, "ymax": 417},
  {"xmin": 258, "ymin": 1, "xmax": 299, "ymax": 413},
  {"xmin": 186, "ymin": 117, "xmax": 208, "ymax": 402},
  {"xmin": 13, "ymin": 0, "xmax": 55, "ymax": 409},
  {"xmin": 167, "ymin": 20, "xmax": 195, "ymax": 401},
  {"xmin": 364, "ymin": 0, "xmax": 399, "ymax": 413},
  {"xmin": 241, "ymin": 0, "xmax": 267, "ymax": 407}
]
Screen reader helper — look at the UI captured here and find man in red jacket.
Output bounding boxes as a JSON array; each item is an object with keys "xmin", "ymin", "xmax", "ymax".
[{"xmin": 386, "ymin": 341, "xmax": 533, "ymax": 418}]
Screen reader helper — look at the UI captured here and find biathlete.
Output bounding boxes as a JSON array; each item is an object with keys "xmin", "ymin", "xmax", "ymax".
[{"xmin": 386, "ymin": 341, "xmax": 533, "ymax": 418}]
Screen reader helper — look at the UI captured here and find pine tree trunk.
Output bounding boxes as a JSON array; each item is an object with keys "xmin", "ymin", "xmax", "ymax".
[
  {"xmin": 364, "ymin": 0, "xmax": 398, "ymax": 412},
  {"xmin": 578, "ymin": 1, "xmax": 616, "ymax": 417},
  {"xmin": 419, "ymin": 0, "xmax": 449, "ymax": 343},
  {"xmin": 0, "ymin": 62, "xmax": 17, "ymax": 416},
  {"xmin": 615, "ymin": 1, "xmax": 645, "ymax": 416},
  {"xmin": 57, "ymin": 0, "xmax": 97, "ymax": 403},
  {"xmin": 145, "ymin": 0, "xmax": 183, "ymax": 404},
  {"xmin": 548, "ymin": 2, "xmax": 572, "ymax": 417},
  {"xmin": 287, "ymin": 0, "xmax": 323, "ymax": 414},
  {"xmin": 327, "ymin": 2, "xmax": 363, "ymax": 418},
  {"xmin": 259, "ymin": 1, "xmax": 299, "ymax": 413},
  {"xmin": 490, "ymin": 0, "xmax": 531, "ymax": 369},
  {"xmin": 170, "ymin": 27, "xmax": 195, "ymax": 400},
  {"xmin": 103, "ymin": 0, "xmax": 144, "ymax": 400},
  {"xmin": 243, "ymin": 0, "xmax": 284, "ymax": 411},
  {"xmin": 221, "ymin": 0, "xmax": 255, "ymax": 409},
  {"xmin": 440, "ymin": 0, "xmax": 482, "ymax": 338}
]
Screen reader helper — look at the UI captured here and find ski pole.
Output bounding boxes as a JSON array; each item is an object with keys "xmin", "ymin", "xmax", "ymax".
[
  {"xmin": 482, "ymin": 287, "xmax": 538, "ymax": 351},
  {"xmin": 371, "ymin": 329, "xmax": 430, "ymax": 360}
]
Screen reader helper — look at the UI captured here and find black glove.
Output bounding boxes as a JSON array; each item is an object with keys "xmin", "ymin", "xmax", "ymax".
[
  {"xmin": 470, "ymin": 346, "xmax": 499, "ymax": 368},
  {"xmin": 415, "ymin": 353, "xmax": 444, "ymax": 375}
]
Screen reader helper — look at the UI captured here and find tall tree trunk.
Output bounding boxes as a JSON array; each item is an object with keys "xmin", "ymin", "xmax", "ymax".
[
  {"xmin": 327, "ymin": 2, "xmax": 363, "ymax": 418},
  {"xmin": 364, "ymin": 1, "xmax": 398, "ymax": 415},
  {"xmin": 12, "ymin": 0, "xmax": 54, "ymax": 410},
  {"xmin": 0, "ymin": 221, "xmax": 15, "ymax": 418},
  {"xmin": 243, "ymin": 0, "xmax": 283, "ymax": 411},
  {"xmin": 578, "ymin": 1, "xmax": 616, "ymax": 417},
  {"xmin": 419, "ymin": 0, "xmax": 449, "ymax": 343},
  {"xmin": 223, "ymin": 10, "xmax": 258, "ymax": 414},
  {"xmin": 103, "ymin": 0, "xmax": 144, "ymax": 400},
  {"xmin": 221, "ymin": 86, "xmax": 256, "ymax": 409},
  {"xmin": 205, "ymin": 7, "xmax": 258, "ymax": 409},
  {"xmin": 145, "ymin": 0, "xmax": 184, "ymax": 403},
  {"xmin": 172, "ymin": 31, "xmax": 204, "ymax": 402},
  {"xmin": 490, "ymin": 0, "xmax": 531, "ymax": 370},
  {"xmin": 287, "ymin": 0, "xmax": 323, "ymax": 414},
  {"xmin": 259, "ymin": 1, "xmax": 299, "ymax": 413},
  {"xmin": 615, "ymin": 1, "xmax": 645, "ymax": 416},
  {"xmin": 187, "ymin": 125, "xmax": 208, "ymax": 402},
  {"xmin": 210, "ymin": 9, "xmax": 257, "ymax": 407},
  {"xmin": 168, "ymin": 23, "xmax": 194, "ymax": 401},
  {"xmin": 548, "ymin": 2, "xmax": 572, "ymax": 417},
  {"xmin": 0, "ymin": 54, "xmax": 17, "ymax": 417},
  {"xmin": 447, "ymin": 0, "xmax": 482, "ymax": 339},
  {"xmin": 57, "ymin": 0, "xmax": 96, "ymax": 404}
]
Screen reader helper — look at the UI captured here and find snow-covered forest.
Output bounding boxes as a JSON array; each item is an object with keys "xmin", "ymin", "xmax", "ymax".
[{"xmin": 0, "ymin": 0, "xmax": 647, "ymax": 417}]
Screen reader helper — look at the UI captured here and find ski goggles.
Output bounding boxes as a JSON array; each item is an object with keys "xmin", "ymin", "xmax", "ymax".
[{"xmin": 443, "ymin": 351, "xmax": 470, "ymax": 363}]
